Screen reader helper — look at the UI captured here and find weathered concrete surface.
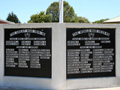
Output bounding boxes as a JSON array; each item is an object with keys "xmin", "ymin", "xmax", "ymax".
[
  {"xmin": 0, "ymin": 87, "xmax": 120, "ymax": 90},
  {"xmin": 0, "ymin": 87, "xmax": 38, "ymax": 90},
  {"xmin": 84, "ymin": 87, "xmax": 120, "ymax": 90}
]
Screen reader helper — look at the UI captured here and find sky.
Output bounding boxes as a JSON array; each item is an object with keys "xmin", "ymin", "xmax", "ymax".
[{"xmin": 0, "ymin": 0, "xmax": 120, "ymax": 23}]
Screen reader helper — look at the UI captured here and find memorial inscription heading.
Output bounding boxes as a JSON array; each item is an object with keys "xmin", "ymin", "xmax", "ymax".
[
  {"xmin": 67, "ymin": 28, "xmax": 115, "ymax": 79},
  {"xmin": 5, "ymin": 28, "xmax": 52, "ymax": 78}
]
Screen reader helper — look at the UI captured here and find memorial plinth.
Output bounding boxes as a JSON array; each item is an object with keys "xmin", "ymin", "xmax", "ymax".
[{"xmin": 0, "ymin": 23, "xmax": 120, "ymax": 90}]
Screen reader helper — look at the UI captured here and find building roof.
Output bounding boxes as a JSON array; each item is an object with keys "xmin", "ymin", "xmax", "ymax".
[
  {"xmin": 0, "ymin": 19, "xmax": 15, "ymax": 24},
  {"xmin": 104, "ymin": 16, "xmax": 120, "ymax": 23}
]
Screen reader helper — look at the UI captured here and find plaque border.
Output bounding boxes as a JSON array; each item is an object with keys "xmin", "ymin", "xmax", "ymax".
[
  {"xmin": 4, "ymin": 28, "xmax": 52, "ymax": 78},
  {"xmin": 66, "ymin": 28, "xmax": 116, "ymax": 79}
]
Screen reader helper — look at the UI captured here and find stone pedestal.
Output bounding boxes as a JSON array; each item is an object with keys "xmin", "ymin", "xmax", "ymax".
[{"xmin": 0, "ymin": 23, "xmax": 120, "ymax": 90}]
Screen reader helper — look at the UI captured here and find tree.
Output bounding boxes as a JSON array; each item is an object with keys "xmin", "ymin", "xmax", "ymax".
[
  {"xmin": 93, "ymin": 18, "xmax": 109, "ymax": 24},
  {"xmin": 70, "ymin": 16, "xmax": 90, "ymax": 23},
  {"xmin": 28, "ymin": 1, "xmax": 90, "ymax": 23},
  {"xmin": 77, "ymin": 17, "xmax": 90, "ymax": 23},
  {"xmin": 28, "ymin": 11, "xmax": 52, "ymax": 23},
  {"xmin": 6, "ymin": 12, "xmax": 20, "ymax": 23},
  {"xmin": 70, "ymin": 15, "xmax": 78, "ymax": 23},
  {"xmin": 46, "ymin": 1, "xmax": 76, "ymax": 22}
]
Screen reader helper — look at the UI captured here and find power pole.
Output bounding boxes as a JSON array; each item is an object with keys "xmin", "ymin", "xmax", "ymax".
[{"xmin": 59, "ymin": 0, "xmax": 63, "ymax": 23}]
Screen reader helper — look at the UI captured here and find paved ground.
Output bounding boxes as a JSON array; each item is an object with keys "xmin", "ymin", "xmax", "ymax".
[
  {"xmin": 83, "ymin": 87, "xmax": 120, "ymax": 90},
  {"xmin": 0, "ymin": 87, "xmax": 38, "ymax": 90},
  {"xmin": 0, "ymin": 87, "xmax": 120, "ymax": 90}
]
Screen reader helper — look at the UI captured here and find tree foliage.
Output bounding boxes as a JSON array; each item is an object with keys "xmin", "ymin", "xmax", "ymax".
[
  {"xmin": 77, "ymin": 17, "xmax": 90, "ymax": 23},
  {"xmin": 46, "ymin": 2, "xmax": 59, "ymax": 22},
  {"xmin": 70, "ymin": 16, "xmax": 90, "ymax": 23},
  {"xmin": 46, "ymin": 1, "xmax": 76, "ymax": 22},
  {"xmin": 28, "ymin": 1, "xmax": 90, "ymax": 23},
  {"xmin": 6, "ymin": 12, "xmax": 20, "ymax": 23},
  {"xmin": 28, "ymin": 11, "xmax": 52, "ymax": 23},
  {"xmin": 93, "ymin": 18, "xmax": 109, "ymax": 24}
]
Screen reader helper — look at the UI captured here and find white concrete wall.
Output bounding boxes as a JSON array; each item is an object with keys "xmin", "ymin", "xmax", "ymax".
[
  {"xmin": 1, "ymin": 24, "xmax": 58, "ymax": 89},
  {"xmin": 64, "ymin": 24, "xmax": 120, "ymax": 89},
  {"xmin": 0, "ymin": 23, "xmax": 120, "ymax": 90},
  {"xmin": 0, "ymin": 25, "xmax": 4, "ymax": 86}
]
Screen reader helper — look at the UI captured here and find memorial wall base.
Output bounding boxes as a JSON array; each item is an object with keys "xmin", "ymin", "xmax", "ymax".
[{"xmin": 0, "ymin": 23, "xmax": 120, "ymax": 90}]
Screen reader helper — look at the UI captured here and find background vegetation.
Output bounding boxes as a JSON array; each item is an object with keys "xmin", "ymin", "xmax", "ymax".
[{"xmin": 6, "ymin": 1, "xmax": 109, "ymax": 24}]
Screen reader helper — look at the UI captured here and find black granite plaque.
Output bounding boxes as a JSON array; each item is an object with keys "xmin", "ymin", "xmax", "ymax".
[
  {"xmin": 66, "ymin": 28, "xmax": 115, "ymax": 79},
  {"xmin": 5, "ymin": 28, "xmax": 52, "ymax": 78}
]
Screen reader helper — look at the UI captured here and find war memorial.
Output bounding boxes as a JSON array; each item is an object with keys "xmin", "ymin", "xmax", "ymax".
[{"xmin": 0, "ymin": 23, "xmax": 120, "ymax": 90}]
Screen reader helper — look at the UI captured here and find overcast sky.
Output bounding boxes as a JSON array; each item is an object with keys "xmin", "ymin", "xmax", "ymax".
[{"xmin": 0, "ymin": 0, "xmax": 120, "ymax": 23}]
